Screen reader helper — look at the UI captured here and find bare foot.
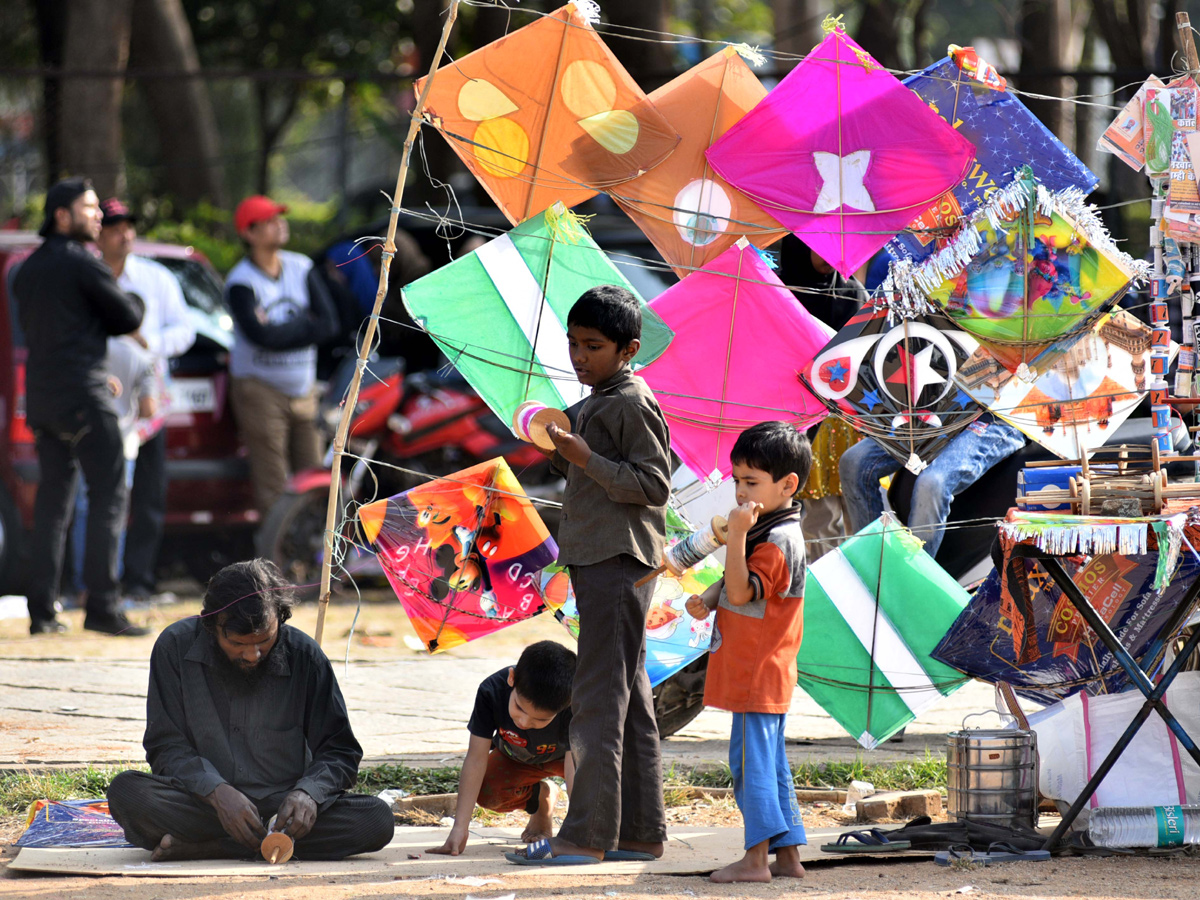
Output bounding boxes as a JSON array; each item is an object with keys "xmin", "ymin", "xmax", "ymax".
[
  {"xmin": 616, "ymin": 839, "xmax": 665, "ymax": 859},
  {"xmin": 520, "ymin": 781, "xmax": 558, "ymax": 843},
  {"xmin": 151, "ymin": 834, "xmax": 227, "ymax": 861},
  {"xmin": 770, "ymin": 845, "xmax": 807, "ymax": 878},
  {"xmin": 710, "ymin": 854, "xmax": 772, "ymax": 883}
]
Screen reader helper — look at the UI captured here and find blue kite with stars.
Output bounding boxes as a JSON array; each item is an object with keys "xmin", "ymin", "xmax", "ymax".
[
  {"xmin": 887, "ymin": 52, "xmax": 1097, "ymax": 264},
  {"xmin": 804, "ymin": 305, "xmax": 984, "ymax": 473}
]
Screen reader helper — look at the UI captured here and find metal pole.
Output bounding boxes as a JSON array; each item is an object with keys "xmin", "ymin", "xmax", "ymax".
[{"xmin": 313, "ymin": 0, "xmax": 460, "ymax": 646}]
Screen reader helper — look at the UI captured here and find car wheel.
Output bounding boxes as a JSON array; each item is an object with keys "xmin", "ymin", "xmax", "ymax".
[
  {"xmin": 0, "ymin": 486, "xmax": 25, "ymax": 595},
  {"xmin": 653, "ymin": 655, "xmax": 709, "ymax": 738}
]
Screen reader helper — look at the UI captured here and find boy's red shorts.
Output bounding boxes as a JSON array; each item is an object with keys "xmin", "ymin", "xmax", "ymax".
[{"xmin": 476, "ymin": 750, "xmax": 566, "ymax": 814}]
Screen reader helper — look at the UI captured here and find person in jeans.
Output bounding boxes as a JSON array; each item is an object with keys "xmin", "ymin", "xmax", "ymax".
[
  {"xmin": 95, "ymin": 197, "xmax": 195, "ymax": 602},
  {"xmin": 839, "ymin": 415, "xmax": 1026, "ymax": 557},
  {"xmin": 225, "ymin": 196, "xmax": 339, "ymax": 519},
  {"xmin": 12, "ymin": 177, "xmax": 148, "ymax": 637}
]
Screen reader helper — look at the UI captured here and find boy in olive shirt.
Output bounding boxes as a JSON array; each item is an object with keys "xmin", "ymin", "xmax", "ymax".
[{"xmin": 508, "ymin": 285, "xmax": 671, "ymax": 866}]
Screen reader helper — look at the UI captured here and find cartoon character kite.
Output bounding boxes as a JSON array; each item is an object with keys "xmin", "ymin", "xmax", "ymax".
[
  {"xmin": 359, "ymin": 458, "xmax": 558, "ymax": 653},
  {"xmin": 610, "ymin": 47, "xmax": 787, "ymax": 278},
  {"xmin": 704, "ymin": 24, "xmax": 974, "ymax": 278},
  {"xmin": 640, "ymin": 239, "xmax": 833, "ymax": 480},
  {"xmin": 417, "ymin": 2, "xmax": 680, "ymax": 225},
  {"xmin": 957, "ymin": 310, "xmax": 1165, "ymax": 460},
  {"xmin": 887, "ymin": 169, "xmax": 1144, "ymax": 378}
]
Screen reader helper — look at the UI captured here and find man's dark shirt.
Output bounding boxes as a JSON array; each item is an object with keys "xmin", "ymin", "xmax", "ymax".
[
  {"xmin": 144, "ymin": 617, "xmax": 363, "ymax": 805},
  {"xmin": 12, "ymin": 234, "xmax": 144, "ymax": 425}
]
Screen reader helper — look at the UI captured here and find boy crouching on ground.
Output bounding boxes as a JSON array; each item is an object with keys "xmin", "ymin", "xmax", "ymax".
[
  {"xmin": 686, "ymin": 421, "xmax": 813, "ymax": 883},
  {"xmin": 431, "ymin": 641, "xmax": 576, "ymax": 856}
]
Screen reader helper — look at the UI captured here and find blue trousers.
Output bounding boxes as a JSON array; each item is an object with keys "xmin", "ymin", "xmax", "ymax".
[
  {"xmin": 839, "ymin": 418, "xmax": 1025, "ymax": 557},
  {"xmin": 731, "ymin": 712, "xmax": 807, "ymax": 851}
]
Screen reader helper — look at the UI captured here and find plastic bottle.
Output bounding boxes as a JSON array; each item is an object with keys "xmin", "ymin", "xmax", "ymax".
[
  {"xmin": 842, "ymin": 780, "xmax": 875, "ymax": 815},
  {"xmin": 1088, "ymin": 806, "xmax": 1200, "ymax": 848}
]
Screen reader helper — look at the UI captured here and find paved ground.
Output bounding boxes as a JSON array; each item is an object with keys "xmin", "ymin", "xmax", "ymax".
[{"xmin": 0, "ymin": 582, "xmax": 995, "ymax": 770}]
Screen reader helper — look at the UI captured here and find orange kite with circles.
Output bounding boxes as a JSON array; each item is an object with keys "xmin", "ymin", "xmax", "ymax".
[{"xmin": 417, "ymin": 3, "xmax": 680, "ymax": 225}]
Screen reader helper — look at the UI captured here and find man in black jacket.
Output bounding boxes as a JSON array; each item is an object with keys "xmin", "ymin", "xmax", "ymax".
[
  {"xmin": 106, "ymin": 559, "xmax": 394, "ymax": 860},
  {"xmin": 12, "ymin": 178, "xmax": 149, "ymax": 636}
]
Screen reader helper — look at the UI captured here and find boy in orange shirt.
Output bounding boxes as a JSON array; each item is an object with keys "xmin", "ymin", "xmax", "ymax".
[{"xmin": 686, "ymin": 421, "xmax": 812, "ymax": 883}]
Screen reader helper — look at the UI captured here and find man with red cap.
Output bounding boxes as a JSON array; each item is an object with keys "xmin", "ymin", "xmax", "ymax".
[
  {"xmin": 226, "ymin": 196, "xmax": 339, "ymax": 518},
  {"xmin": 95, "ymin": 198, "xmax": 196, "ymax": 602},
  {"xmin": 11, "ymin": 177, "xmax": 149, "ymax": 636}
]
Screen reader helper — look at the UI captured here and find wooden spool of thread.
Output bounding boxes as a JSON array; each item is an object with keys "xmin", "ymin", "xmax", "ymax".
[
  {"xmin": 261, "ymin": 816, "xmax": 294, "ymax": 865},
  {"xmin": 512, "ymin": 401, "xmax": 571, "ymax": 452},
  {"xmin": 634, "ymin": 516, "xmax": 729, "ymax": 588}
]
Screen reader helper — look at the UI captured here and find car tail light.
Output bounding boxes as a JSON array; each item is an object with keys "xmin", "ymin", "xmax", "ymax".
[{"xmin": 10, "ymin": 360, "xmax": 34, "ymax": 445}]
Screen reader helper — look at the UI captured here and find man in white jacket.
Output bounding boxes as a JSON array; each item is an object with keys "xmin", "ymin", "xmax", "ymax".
[{"xmin": 96, "ymin": 198, "xmax": 196, "ymax": 601}]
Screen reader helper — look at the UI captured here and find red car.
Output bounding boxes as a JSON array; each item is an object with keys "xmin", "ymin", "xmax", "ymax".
[{"xmin": 0, "ymin": 231, "xmax": 257, "ymax": 593}]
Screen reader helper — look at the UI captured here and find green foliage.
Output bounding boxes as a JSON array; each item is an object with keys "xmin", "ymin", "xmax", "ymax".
[
  {"xmin": 664, "ymin": 754, "xmax": 948, "ymax": 792},
  {"xmin": 353, "ymin": 764, "xmax": 463, "ymax": 796},
  {"xmin": 0, "ymin": 766, "xmax": 146, "ymax": 816},
  {"xmin": 141, "ymin": 197, "xmax": 341, "ymax": 277}
]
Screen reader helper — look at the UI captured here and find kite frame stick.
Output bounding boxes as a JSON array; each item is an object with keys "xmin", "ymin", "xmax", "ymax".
[{"xmin": 314, "ymin": 0, "xmax": 461, "ymax": 646}]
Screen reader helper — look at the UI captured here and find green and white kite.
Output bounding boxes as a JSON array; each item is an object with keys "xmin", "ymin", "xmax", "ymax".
[
  {"xmin": 402, "ymin": 204, "xmax": 674, "ymax": 427},
  {"xmin": 798, "ymin": 514, "xmax": 970, "ymax": 750}
]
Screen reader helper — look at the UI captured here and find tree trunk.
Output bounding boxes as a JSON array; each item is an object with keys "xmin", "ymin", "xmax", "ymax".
[
  {"xmin": 58, "ymin": 0, "xmax": 134, "ymax": 197},
  {"xmin": 773, "ymin": 0, "xmax": 830, "ymax": 70},
  {"xmin": 854, "ymin": 0, "xmax": 904, "ymax": 71},
  {"xmin": 34, "ymin": 0, "xmax": 68, "ymax": 183},
  {"xmin": 254, "ymin": 82, "xmax": 300, "ymax": 195},
  {"xmin": 601, "ymin": 0, "xmax": 674, "ymax": 90},
  {"xmin": 128, "ymin": 0, "xmax": 226, "ymax": 209},
  {"xmin": 1017, "ymin": 0, "xmax": 1076, "ymax": 151}
]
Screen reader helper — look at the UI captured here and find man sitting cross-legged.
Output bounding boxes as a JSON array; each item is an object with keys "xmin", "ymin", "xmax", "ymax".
[{"xmin": 107, "ymin": 559, "xmax": 394, "ymax": 861}]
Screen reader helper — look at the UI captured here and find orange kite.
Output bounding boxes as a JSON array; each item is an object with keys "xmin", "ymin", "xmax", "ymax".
[
  {"xmin": 611, "ymin": 48, "xmax": 787, "ymax": 278},
  {"xmin": 417, "ymin": 3, "xmax": 680, "ymax": 225}
]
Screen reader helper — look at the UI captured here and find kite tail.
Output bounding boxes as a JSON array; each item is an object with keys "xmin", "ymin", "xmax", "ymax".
[
  {"xmin": 731, "ymin": 43, "xmax": 766, "ymax": 67},
  {"xmin": 571, "ymin": 0, "xmax": 601, "ymax": 25},
  {"xmin": 545, "ymin": 201, "xmax": 594, "ymax": 245}
]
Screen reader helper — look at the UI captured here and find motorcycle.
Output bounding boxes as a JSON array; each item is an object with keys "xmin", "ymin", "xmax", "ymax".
[{"xmin": 257, "ymin": 357, "xmax": 558, "ymax": 598}]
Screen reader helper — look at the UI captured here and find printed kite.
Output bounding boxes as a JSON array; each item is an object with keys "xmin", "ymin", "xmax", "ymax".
[
  {"xmin": 358, "ymin": 458, "xmax": 557, "ymax": 653},
  {"xmin": 804, "ymin": 304, "xmax": 982, "ymax": 473},
  {"xmin": 540, "ymin": 507, "xmax": 723, "ymax": 686},
  {"xmin": 886, "ymin": 169, "xmax": 1145, "ymax": 377},
  {"xmin": 417, "ymin": 2, "xmax": 680, "ymax": 225},
  {"xmin": 799, "ymin": 514, "xmax": 969, "ymax": 750},
  {"xmin": 932, "ymin": 537, "xmax": 1200, "ymax": 706},
  {"xmin": 705, "ymin": 24, "xmax": 974, "ymax": 278},
  {"xmin": 957, "ymin": 310, "xmax": 1164, "ymax": 460},
  {"xmin": 402, "ymin": 204, "xmax": 673, "ymax": 428},
  {"xmin": 610, "ymin": 48, "xmax": 787, "ymax": 278},
  {"xmin": 891, "ymin": 51, "xmax": 1098, "ymax": 264},
  {"xmin": 640, "ymin": 239, "xmax": 833, "ymax": 480}
]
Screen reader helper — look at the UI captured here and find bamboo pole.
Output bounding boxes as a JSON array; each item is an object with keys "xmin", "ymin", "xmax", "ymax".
[
  {"xmin": 1178, "ymin": 13, "xmax": 1199, "ymax": 74},
  {"xmin": 313, "ymin": 0, "xmax": 460, "ymax": 646}
]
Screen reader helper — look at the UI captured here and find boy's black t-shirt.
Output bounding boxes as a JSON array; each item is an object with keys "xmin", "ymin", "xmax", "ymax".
[{"xmin": 467, "ymin": 668, "xmax": 571, "ymax": 766}]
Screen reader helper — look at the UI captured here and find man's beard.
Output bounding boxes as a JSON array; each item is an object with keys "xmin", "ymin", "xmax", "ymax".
[
  {"xmin": 214, "ymin": 636, "xmax": 287, "ymax": 688},
  {"xmin": 67, "ymin": 217, "xmax": 95, "ymax": 243}
]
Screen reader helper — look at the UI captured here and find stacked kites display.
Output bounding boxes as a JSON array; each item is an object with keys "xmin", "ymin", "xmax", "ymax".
[
  {"xmin": 344, "ymin": 0, "xmax": 1200, "ymax": 752},
  {"xmin": 641, "ymin": 240, "xmax": 833, "ymax": 480}
]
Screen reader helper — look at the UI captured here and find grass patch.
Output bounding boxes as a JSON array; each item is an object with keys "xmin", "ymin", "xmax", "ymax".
[
  {"xmin": 664, "ymin": 754, "xmax": 947, "ymax": 793},
  {"xmin": 0, "ymin": 755, "xmax": 947, "ymax": 819},
  {"xmin": 0, "ymin": 765, "xmax": 146, "ymax": 815}
]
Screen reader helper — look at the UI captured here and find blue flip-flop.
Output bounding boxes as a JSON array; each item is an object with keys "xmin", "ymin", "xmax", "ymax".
[
  {"xmin": 821, "ymin": 828, "xmax": 911, "ymax": 853},
  {"xmin": 505, "ymin": 838, "xmax": 600, "ymax": 867},
  {"xmin": 934, "ymin": 842, "xmax": 1050, "ymax": 866},
  {"xmin": 603, "ymin": 849, "xmax": 657, "ymax": 861}
]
